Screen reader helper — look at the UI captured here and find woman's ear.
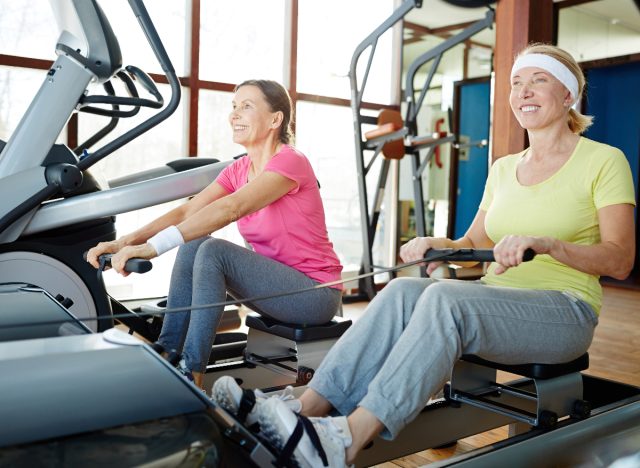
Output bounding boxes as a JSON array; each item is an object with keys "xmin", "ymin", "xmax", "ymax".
[
  {"xmin": 271, "ymin": 111, "xmax": 284, "ymax": 129},
  {"xmin": 564, "ymin": 90, "xmax": 574, "ymax": 107}
]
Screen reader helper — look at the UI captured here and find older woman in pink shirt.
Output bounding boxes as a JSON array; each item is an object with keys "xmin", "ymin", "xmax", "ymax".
[{"xmin": 87, "ymin": 79, "xmax": 342, "ymax": 389}]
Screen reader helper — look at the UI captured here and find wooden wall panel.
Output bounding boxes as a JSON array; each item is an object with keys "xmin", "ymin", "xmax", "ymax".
[{"xmin": 491, "ymin": 0, "xmax": 554, "ymax": 162}]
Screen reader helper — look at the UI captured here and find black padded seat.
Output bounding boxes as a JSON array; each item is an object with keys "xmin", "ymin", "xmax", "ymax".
[
  {"xmin": 461, "ymin": 353, "xmax": 589, "ymax": 380},
  {"xmin": 246, "ymin": 314, "xmax": 352, "ymax": 342}
]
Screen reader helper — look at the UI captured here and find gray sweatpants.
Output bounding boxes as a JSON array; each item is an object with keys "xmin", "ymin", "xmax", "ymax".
[
  {"xmin": 158, "ymin": 237, "xmax": 342, "ymax": 372},
  {"xmin": 308, "ymin": 277, "xmax": 598, "ymax": 439}
]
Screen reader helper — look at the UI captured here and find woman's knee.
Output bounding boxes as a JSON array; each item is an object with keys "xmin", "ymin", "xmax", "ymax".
[
  {"xmin": 422, "ymin": 280, "xmax": 479, "ymax": 303},
  {"xmin": 413, "ymin": 281, "xmax": 467, "ymax": 324},
  {"xmin": 175, "ymin": 236, "xmax": 209, "ymax": 264},
  {"xmin": 379, "ymin": 277, "xmax": 432, "ymax": 299},
  {"xmin": 169, "ymin": 238, "xmax": 209, "ymax": 279},
  {"xmin": 195, "ymin": 237, "xmax": 235, "ymax": 258},
  {"xmin": 367, "ymin": 277, "xmax": 434, "ymax": 324},
  {"xmin": 191, "ymin": 238, "xmax": 246, "ymax": 281}
]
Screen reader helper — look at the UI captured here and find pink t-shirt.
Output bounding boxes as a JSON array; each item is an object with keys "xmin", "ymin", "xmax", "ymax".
[{"xmin": 215, "ymin": 145, "xmax": 343, "ymax": 288}]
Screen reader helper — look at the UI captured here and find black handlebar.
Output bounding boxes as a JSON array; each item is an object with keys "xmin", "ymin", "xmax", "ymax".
[
  {"xmin": 84, "ymin": 248, "xmax": 532, "ymax": 280},
  {"xmin": 101, "ymin": 254, "xmax": 153, "ymax": 274},
  {"xmin": 423, "ymin": 248, "xmax": 536, "ymax": 263},
  {"xmin": 83, "ymin": 252, "xmax": 153, "ymax": 274}
]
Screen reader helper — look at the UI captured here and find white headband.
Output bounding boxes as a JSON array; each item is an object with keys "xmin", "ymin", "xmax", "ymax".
[{"xmin": 511, "ymin": 53, "xmax": 579, "ymax": 102}]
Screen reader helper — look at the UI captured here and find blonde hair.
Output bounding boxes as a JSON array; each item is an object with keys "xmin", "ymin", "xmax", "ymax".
[{"xmin": 515, "ymin": 43, "xmax": 593, "ymax": 134}]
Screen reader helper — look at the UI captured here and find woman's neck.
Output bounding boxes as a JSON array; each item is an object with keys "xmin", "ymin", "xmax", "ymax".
[
  {"xmin": 526, "ymin": 125, "xmax": 579, "ymax": 161},
  {"xmin": 246, "ymin": 138, "xmax": 283, "ymax": 175}
]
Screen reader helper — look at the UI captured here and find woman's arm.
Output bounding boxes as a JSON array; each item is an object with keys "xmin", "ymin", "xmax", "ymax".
[
  {"xmin": 493, "ymin": 203, "xmax": 636, "ymax": 278},
  {"xmin": 123, "ymin": 182, "xmax": 230, "ymax": 246},
  {"xmin": 176, "ymin": 171, "xmax": 297, "ymax": 242},
  {"xmin": 86, "ymin": 181, "xmax": 229, "ymax": 268},
  {"xmin": 399, "ymin": 209, "xmax": 494, "ymax": 274},
  {"xmin": 103, "ymin": 171, "xmax": 297, "ymax": 274}
]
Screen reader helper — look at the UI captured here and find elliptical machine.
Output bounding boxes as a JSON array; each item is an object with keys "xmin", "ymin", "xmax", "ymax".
[{"xmin": 0, "ymin": 0, "xmax": 230, "ymax": 332}]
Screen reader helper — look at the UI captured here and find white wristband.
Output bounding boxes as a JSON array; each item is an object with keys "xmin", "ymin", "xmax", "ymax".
[{"xmin": 147, "ymin": 225, "xmax": 185, "ymax": 256}]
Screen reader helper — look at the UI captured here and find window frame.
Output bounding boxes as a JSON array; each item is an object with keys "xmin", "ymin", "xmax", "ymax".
[{"xmin": 0, "ymin": 0, "xmax": 397, "ymax": 154}]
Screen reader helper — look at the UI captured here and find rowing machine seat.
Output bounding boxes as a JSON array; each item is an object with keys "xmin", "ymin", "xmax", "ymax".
[
  {"xmin": 449, "ymin": 353, "xmax": 591, "ymax": 430},
  {"xmin": 245, "ymin": 314, "xmax": 352, "ymax": 342}
]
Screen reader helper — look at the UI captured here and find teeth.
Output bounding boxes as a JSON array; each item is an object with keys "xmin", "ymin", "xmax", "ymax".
[
  {"xmin": 234, "ymin": 125, "xmax": 247, "ymax": 130},
  {"xmin": 521, "ymin": 106, "xmax": 539, "ymax": 113}
]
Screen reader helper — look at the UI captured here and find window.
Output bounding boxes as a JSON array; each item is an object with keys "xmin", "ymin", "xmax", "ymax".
[
  {"xmin": 295, "ymin": 102, "xmax": 385, "ymax": 271},
  {"xmin": 0, "ymin": 0, "xmax": 58, "ymax": 60},
  {"xmin": 76, "ymin": 83, "xmax": 188, "ymax": 300},
  {"xmin": 0, "ymin": 67, "xmax": 66, "ymax": 144},
  {"xmin": 96, "ymin": 0, "xmax": 188, "ymax": 75},
  {"xmin": 297, "ymin": 0, "xmax": 396, "ymax": 103},
  {"xmin": 1, "ymin": 0, "xmax": 400, "ymax": 300},
  {"xmin": 199, "ymin": 1, "xmax": 286, "ymax": 84},
  {"xmin": 197, "ymin": 89, "xmax": 246, "ymax": 159}
]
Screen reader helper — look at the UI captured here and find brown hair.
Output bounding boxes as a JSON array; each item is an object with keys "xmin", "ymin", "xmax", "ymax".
[
  {"xmin": 235, "ymin": 79, "xmax": 294, "ymax": 144},
  {"xmin": 515, "ymin": 43, "xmax": 593, "ymax": 134}
]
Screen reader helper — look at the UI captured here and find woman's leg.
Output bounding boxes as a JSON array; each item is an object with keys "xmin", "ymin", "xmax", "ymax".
[
  {"xmin": 156, "ymin": 236, "xmax": 210, "ymax": 353},
  {"xmin": 358, "ymin": 280, "xmax": 598, "ymax": 440},
  {"xmin": 306, "ymin": 277, "xmax": 435, "ymax": 416},
  {"xmin": 180, "ymin": 238, "xmax": 342, "ymax": 375},
  {"xmin": 259, "ymin": 279, "xmax": 597, "ymax": 464},
  {"xmin": 346, "ymin": 407, "xmax": 384, "ymax": 464},
  {"xmin": 299, "ymin": 388, "xmax": 333, "ymax": 417}
]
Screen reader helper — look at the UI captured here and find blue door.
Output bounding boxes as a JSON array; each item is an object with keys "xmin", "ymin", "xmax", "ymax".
[
  {"xmin": 453, "ymin": 79, "xmax": 491, "ymax": 239},
  {"xmin": 584, "ymin": 61, "xmax": 640, "ymax": 272},
  {"xmin": 584, "ymin": 62, "xmax": 640, "ymax": 200}
]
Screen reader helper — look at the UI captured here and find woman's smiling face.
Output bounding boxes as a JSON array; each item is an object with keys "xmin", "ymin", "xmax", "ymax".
[
  {"xmin": 509, "ymin": 66, "xmax": 573, "ymax": 132},
  {"xmin": 229, "ymin": 85, "xmax": 277, "ymax": 148}
]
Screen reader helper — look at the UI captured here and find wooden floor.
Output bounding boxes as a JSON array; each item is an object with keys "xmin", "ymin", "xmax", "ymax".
[{"xmin": 339, "ymin": 285, "xmax": 640, "ymax": 467}]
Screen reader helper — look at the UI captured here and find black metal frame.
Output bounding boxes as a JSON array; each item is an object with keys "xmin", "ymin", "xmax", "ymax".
[{"xmin": 348, "ymin": 2, "xmax": 494, "ymax": 300}]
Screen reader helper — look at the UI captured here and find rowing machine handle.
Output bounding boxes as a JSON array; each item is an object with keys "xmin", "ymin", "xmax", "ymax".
[
  {"xmin": 423, "ymin": 248, "xmax": 536, "ymax": 263},
  {"xmin": 84, "ymin": 252, "xmax": 153, "ymax": 274}
]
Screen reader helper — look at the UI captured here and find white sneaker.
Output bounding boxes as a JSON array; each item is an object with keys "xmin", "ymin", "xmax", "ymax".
[
  {"xmin": 176, "ymin": 358, "xmax": 195, "ymax": 383},
  {"xmin": 212, "ymin": 376, "xmax": 302, "ymax": 427},
  {"xmin": 259, "ymin": 398, "xmax": 352, "ymax": 468}
]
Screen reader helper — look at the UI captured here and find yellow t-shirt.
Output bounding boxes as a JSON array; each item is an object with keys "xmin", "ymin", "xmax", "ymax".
[{"xmin": 480, "ymin": 137, "xmax": 636, "ymax": 313}]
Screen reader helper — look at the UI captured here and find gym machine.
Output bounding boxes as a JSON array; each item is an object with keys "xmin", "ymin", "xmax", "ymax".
[
  {"xmin": 1, "ymin": 249, "xmax": 639, "ymax": 468},
  {"xmin": 349, "ymin": 0, "xmax": 494, "ymax": 300},
  {"xmin": 1, "ymin": 1, "xmax": 639, "ymax": 466},
  {"xmin": 0, "ymin": 0, "xmax": 231, "ymax": 335}
]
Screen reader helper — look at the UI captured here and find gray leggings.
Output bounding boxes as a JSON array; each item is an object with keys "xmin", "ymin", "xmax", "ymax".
[
  {"xmin": 308, "ymin": 277, "xmax": 598, "ymax": 439},
  {"xmin": 157, "ymin": 237, "xmax": 342, "ymax": 372}
]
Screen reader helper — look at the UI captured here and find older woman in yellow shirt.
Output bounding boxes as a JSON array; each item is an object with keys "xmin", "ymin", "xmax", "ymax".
[{"xmin": 214, "ymin": 44, "xmax": 636, "ymax": 468}]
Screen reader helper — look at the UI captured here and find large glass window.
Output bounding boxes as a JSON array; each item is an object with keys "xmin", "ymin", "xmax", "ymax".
[
  {"xmin": 96, "ymin": 0, "xmax": 188, "ymax": 75},
  {"xmin": 1, "ymin": 0, "xmax": 403, "ymax": 300},
  {"xmin": 0, "ymin": 0, "xmax": 58, "ymax": 60},
  {"xmin": 295, "ymin": 101, "xmax": 383, "ymax": 272},
  {"xmin": 199, "ymin": 1, "xmax": 286, "ymax": 84},
  {"xmin": 197, "ymin": 89, "xmax": 246, "ymax": 159},
  {"xmin": 297, "ymin": 0, "xmax": 396, "ymax": 103},
  {"xmin": 0, "ymin": 66, "xmax": 66, "ymax": 144}
]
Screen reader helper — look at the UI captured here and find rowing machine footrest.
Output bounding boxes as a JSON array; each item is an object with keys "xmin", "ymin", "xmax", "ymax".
[
  {"xmin": 451, "ymin": 353, "xmax": 589, "ymax": 429},
  {"xmin": 460, "ymin": 353, "xmax": 589, "ymax": 379},
  {"xmin": 245, "ymin": 314, "xmax": 352, "ymax": 342}
]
